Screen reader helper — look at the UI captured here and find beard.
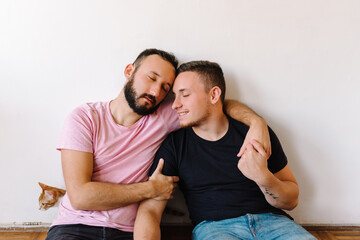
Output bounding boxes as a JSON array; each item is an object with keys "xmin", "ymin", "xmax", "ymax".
[{"xmin": 124, "ymin": 74, "xmax": 160, "ymax": 116}]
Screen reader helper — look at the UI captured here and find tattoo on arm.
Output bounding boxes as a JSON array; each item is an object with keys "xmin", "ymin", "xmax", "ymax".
[{"xmin": 265, "ymin": 188, "xmax": 279, "ymax": 200}]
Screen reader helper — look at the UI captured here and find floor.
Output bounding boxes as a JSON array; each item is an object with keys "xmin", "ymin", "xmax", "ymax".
[{"xmin": 1, "ymin": 230, "xmax": 360, "ymax": 240}]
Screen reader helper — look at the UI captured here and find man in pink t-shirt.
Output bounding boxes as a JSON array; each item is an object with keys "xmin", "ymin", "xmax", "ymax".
[{"xmin": 46, "ymin": 49, "xmax": 271, "ymax": 240}]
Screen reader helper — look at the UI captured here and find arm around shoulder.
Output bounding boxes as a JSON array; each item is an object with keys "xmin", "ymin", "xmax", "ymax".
[
  {"xmin": 224, "ymin": 100, "xmax": 271, "ymax": 157},
  {"xmin": 224, "ymin": 100, "xmax": 263, "ymax": 127}
]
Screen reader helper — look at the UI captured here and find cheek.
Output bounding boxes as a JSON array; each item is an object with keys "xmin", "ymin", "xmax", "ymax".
[
  {"xmin": 160, "ymin": 91, "xmax": 169, "ymax": 99},
  {"xmin": 192, "ymin": 97, "xmax": 208, "ymax": 109},
  {"xmin": 132, "ymin": 77, "xmax": 148, "ymax": 91}
]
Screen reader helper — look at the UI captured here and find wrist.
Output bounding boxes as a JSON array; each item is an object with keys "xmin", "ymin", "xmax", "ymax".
[
  {"xmin": 256, "ymin": 170, "xmax": 274, "ymax": 188},
  {"xmin": 143, "ymin": 180, "xmax": 156, "ymax": 199},
  {"xmin": 249, "ymin": 115, "xmax": 266, "ymax": 128}
]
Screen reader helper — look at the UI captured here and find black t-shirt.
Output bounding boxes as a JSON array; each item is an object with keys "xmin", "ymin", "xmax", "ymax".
[{"xmin": 149, "ymin": 116, "xmax": 291, "ymax": 226}]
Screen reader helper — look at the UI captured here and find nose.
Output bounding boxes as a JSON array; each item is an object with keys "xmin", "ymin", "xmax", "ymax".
[
  {"xmin": 149, "ymin": 83, "xmax": 161, "ymax": 98},
  {"xmin": 172, "ymin": 95, "xmax": 182, "ymax": 110}
]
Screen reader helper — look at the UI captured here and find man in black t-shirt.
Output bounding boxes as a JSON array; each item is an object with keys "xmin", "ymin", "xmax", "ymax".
[{"xmin": 134, "ymin": 61, "xmax": 315, "ymax": 240}]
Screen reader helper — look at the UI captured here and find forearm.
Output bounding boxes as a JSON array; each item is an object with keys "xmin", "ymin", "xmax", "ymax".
[
  {"xmin": 225, "ymin": 100, "xmax": 271, "ymax": 156},
  {"xmin": 224, "ymin": 100, "xmax": 265, "ymax": 127},
  {"xmin": 68, "ymin": 181, "xmax": 156, "ymax": 211},
  {"xmin": 134, "ymin": 210, "xmax": 161, "ymax": 240},
  {"xmin": 134, "ymin": 200, "xmax": 166, "ymax": 240},
  {"xmin": 62, "ymin": 150, "xmax": 177, "ymax": 211},
  {"xmin": 257, "ymin": 172, "xmax": 299, "ymax": 210}
]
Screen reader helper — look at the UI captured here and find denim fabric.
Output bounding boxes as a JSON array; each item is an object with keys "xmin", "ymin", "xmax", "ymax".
[
  {"xmin": 45, "ymin": 224, "xmax": 133, "ymax": 240},
  {"xmin": 192, "ymin": 213, "xmax": 316, "ymax": 240}
]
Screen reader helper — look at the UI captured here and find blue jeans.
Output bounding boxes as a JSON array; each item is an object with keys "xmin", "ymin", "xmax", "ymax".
[
  {"xmin": 45, "ymin": 224, "xmax": 133, "ymax": 240},
  {"xmin": 192, "ymin": 213, "xmax": 316, "ymax": 240}
]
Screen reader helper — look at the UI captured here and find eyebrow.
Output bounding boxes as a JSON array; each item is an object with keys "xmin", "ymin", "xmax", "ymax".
[
  {"xmin": 149, "ymin": 71, "xmax": 172, "ymax": 89},
  {"xmin": 173, "ymin": 88, "xmax": 188, "ymax": 94},
  {"xmin": 149, "ymin": 71, "xmax": 161, "ymax": 77}
]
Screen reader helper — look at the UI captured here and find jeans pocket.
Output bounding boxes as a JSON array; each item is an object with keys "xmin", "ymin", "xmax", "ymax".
[{"xmin": 192, "ymin": 220, "xmax": 210, "ymax": 234}]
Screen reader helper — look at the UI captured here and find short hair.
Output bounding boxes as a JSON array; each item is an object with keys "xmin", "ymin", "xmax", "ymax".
[
  {"xmin": 133, "ymin": 48, "xmax": 178, "ymax": 71},
  {"xmin": 177, "ymin": 60, "xmax": 226, "ymax": 103}
]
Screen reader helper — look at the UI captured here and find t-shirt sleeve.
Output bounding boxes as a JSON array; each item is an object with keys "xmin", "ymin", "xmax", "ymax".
[
  {"xmin": 56, "ymin": 105, "xmax": 94, "ymax": 153},
  {"xmin": 267, "ymin": 126, "xmax": 288, "ymax": 173},
  {"xmin": 156, "ymin": 96, "xmax": 180, "ymax": 133},
  {"xmin": 149, "ymin": 134, "xmax": 179, "ymax": 177}
]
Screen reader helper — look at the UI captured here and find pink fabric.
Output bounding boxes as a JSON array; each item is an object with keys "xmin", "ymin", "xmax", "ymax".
[{"xmin": 52, "ymin": 100, "xmax": 179, "ymax": 232}]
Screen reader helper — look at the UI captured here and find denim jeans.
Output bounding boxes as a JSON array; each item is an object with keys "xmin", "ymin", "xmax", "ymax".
[
  {"xmin": 45, "ymin": 224, "xmax": 133, "ymax": 240},
  {"xmin": 192, "ymin": 213, "xmax": 316, "ymax": 240}
]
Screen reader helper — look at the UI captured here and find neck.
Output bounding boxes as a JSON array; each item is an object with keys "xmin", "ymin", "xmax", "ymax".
[
  {"xmin": 110, "ymin": 90, "xmax": 143, "ymax": 127},
  {"xmin": 192, "ymin": 109, "xmax": 229, "ymax": 141}
]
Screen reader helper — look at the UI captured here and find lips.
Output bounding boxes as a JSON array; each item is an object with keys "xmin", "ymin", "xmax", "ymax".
[
  {"xmin": 140, "ymin": 94, "xmax": 156, "ymax": 105},
  {"xmin": 177, "ymin": 111, "xmax": 188, "ymax": 117}
]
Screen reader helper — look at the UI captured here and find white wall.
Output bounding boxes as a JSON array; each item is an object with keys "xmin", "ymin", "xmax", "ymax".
[{"xmin": 1, "ymin": 0, "xmax": 359, "ymax": 225}]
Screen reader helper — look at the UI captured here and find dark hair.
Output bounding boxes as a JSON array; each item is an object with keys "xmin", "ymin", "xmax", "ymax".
[
  {"xmin": 177, "ymin": 60, "xmax": 226, "ymax": 103},
  {"xmin": 133, "ymin": 48, "xmax": 178, "ymax": 71}
]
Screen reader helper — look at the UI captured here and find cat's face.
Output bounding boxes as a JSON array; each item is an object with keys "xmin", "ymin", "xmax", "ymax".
[
  {"xmin": 39, "ymin": 190, "xmax": 57, "ymax": 210},
  {"xmin": 38, "ymin": 182, "xmax": 66, "ymax": 210}
]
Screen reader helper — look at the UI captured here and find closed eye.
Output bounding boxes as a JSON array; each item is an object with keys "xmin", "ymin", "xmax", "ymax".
[
  {"xmin": 173, "ymin": 89, "xmax": 190, "ymax": 97},
  {"xmin": 162, "ymin": 84, "xmax": 171, "ymax": 93}
]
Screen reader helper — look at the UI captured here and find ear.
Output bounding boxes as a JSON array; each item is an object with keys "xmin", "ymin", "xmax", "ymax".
[
  {"xmin": 44, "ymin": 190, "xmax": 56, "ymax": 200},
  {"xmin": 209, "ymin": 86, "xmax": 222, "ymax": 104},
  {"xmin": 38, "ymin": 182, "xmax": 47, "ymax": 190},
  {"xmin": 124, "ymin": 64, "xmax": 135, "ymax": 80}
]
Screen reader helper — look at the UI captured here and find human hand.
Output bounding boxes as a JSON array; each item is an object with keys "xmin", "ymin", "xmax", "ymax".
[
  {"xmin": 237, "ymin": 140, "xmax": 270, "ymax": 184},
  {"xmin": 149, "ymin": 158, "xmax": 179, "ymax": 201},
  {"xmin": 237, "ymin": 119, "xmax": 271, "ymax": 158}
]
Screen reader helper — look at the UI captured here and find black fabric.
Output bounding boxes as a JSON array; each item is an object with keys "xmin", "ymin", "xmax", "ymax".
[
  {"xmin": 45, "ymin": 224, "xmax": 133, "ymax": 240},
  {"xmin": 150, "ymin": 116, "xmax": 291, "ymax": 226}
]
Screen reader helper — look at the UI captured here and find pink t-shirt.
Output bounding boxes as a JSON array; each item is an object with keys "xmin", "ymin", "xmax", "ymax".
[{"xmin": 52, "ymin": 99, "xmax": 179, "ymax": 232}]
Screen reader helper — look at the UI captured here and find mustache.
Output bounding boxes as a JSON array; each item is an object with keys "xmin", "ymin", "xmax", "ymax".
[{"xmin": 139, "ymin": 94, "xmax": 156, "ymax": 104}]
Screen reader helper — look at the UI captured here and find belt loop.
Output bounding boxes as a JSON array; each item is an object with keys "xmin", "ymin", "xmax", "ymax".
[{"xmin": 102, "ymin": 226, "xmax": 106, "ymax": 240}]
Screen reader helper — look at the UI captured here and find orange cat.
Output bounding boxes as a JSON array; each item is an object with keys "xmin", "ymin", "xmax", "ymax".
[{"xmin": 38, "ymin": 182, "xmax": 66, "ymax": 210}]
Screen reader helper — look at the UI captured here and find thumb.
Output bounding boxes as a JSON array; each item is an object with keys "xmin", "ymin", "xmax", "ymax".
[
  {"xmin": 154, "ymin": 158, "xmax": 164, "ymax": 174},
  {"xmin": 237, "ymin": 145, "xmax": 245, "ymax": 157}
]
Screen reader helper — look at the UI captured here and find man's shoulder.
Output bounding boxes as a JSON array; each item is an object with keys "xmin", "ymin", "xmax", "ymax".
[
  {"xmin": 151, "ymin": 98, "xmax": 174, "ymax": 116},
  {"xmin": 158, "ymin": 128, "xmax": 187, "ymax": 148},
  {"xmin": 167, "ymin": 127, "xmax": 187, "ymax": 139},
  {"xmin": 147, "ymin": 99, "xmax": 179, "ymax": 132},
  {"xmin": 71, "ymin": 101, "xmax": 108, "ymax": 117},
  {"xmin": 227, "ymin": 115, "xmax": 250, "ymax": 131},
  {"xmin": 77, "ymin": 101, "xmax": 108, "ymax": 111}
]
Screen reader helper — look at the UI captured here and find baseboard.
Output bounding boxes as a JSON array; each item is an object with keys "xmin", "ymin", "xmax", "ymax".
[
  {"xmin": 160, "ymin": 224, "xmax": 360, "ymax": 233},
  {"xmin": 302, "ymin": 224, "xmax": 360, "ymax": 231},
  {"xmin": 1, "ymin": 223, "xmax": 359, "ymax": 232},
  {"xmin": 0, "ymin": 222, "xmax": 51, "ymax": 232}
]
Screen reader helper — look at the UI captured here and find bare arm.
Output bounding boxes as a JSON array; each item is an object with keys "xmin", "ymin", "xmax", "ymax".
[
  {"xmin": 134, "ymin": 199, "xmax": 168, "ymax": 240},
  {"xmin": 61, "ymin": 150, "xmax": 178, "ymax": 211},
  {"xmin": 224, "ymin": 100, "xmax": 271, "ymax": 157},
  {"xmin": 259, "ymin": 165, "xmax": 299, "ymax": 210},
  {"xmin": 237, "ymin": 140, "xmax": 299, "ymax": 210}
]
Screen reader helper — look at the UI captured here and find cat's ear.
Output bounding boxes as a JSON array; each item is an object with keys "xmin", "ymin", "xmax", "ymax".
[
  {"xmin": 44, "ymin": 190, "xmax": 56, "ymax": 200},
  {"xmin": 38, "ymin": 182, "xmax": 48, "ymax": 190}
]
